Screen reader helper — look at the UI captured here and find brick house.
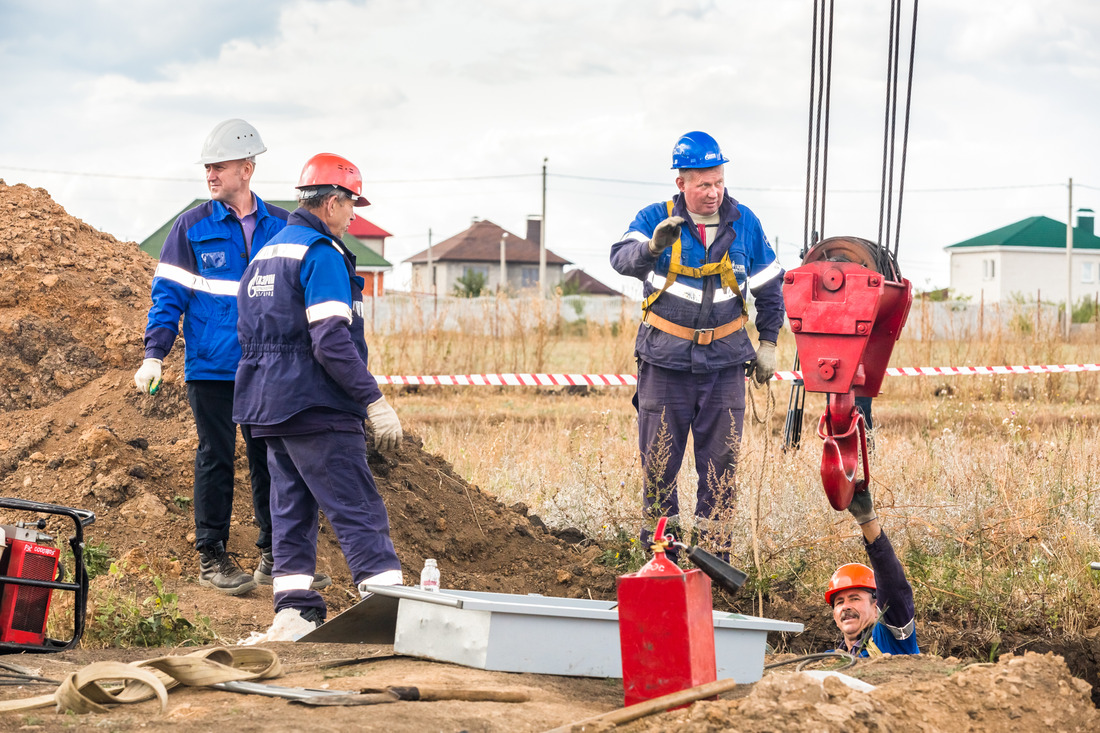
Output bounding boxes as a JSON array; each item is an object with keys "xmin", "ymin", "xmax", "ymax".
[{"xmin": 404, "ymin": 217, "xmax": 570, "ymax": 294}]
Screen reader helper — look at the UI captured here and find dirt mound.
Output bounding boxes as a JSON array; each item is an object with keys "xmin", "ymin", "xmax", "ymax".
[
  {"xmin": 0, "ymin": 181, "xmax": 615, "ymax": 625},
  {"xmin": 0, "ymin": 182, "xmax": 150, "ymax": 412},
  {"xmin": 632, "ymin": 652, "xmax": 1099, "ymax": 732}
]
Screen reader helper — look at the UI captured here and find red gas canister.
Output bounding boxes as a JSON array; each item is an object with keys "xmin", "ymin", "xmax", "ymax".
[{"xmin": 617, "ymin": 517, "xmax": 717, "ymax": 706}]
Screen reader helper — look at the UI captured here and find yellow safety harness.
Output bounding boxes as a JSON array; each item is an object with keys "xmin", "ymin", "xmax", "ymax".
[
  {"xmin": 641, "ymin": 201, "xmax": 743, "ymax": 313},
  {"xmin": 640, "ymin": 201, "xmax": 748, "ymax": 344}
]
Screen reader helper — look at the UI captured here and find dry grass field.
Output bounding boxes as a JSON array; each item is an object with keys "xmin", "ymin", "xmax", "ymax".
[{"xmin": 377, "ymin": 301, "xmax": 1100, "ymax": 651}]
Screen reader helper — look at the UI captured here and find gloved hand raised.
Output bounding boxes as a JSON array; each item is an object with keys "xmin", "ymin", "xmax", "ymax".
[
  {"xmin": 648, "ymin": 216, "xmax": 685, "ymax": 256},
  {"xmin": 134, "ymin": 358, "xmax": 163, "ymax": 395},
  {"xmin": 367, "ymin": 397, "xmax": 403, "ymax": 452},
  {"xmin": 847, "ymin": 487, "xmax": 877, "ymax": 525},
  {"xmin": 748, "ymin": 340, "xmax": 776, "ymax": 385}
]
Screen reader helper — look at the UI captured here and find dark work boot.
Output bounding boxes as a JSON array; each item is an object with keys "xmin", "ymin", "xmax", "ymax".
[
  {"xmin": 198, "ymin": 542, "xmax": 258, "ymax": 596},
  {"xmin": 253, "ymin": 547, "xmax": 333, "ymax": 590}
]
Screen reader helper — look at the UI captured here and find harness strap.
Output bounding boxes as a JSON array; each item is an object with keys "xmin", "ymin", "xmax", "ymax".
[
  {"xmin": 641, "ymin": 201, "xmax": 745, "ymax": 314},
  {"xmin": 642, "ymin": 311, "xmax": 748, "ymax": 346}
]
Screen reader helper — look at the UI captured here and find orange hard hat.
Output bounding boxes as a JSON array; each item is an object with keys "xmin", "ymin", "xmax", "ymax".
[
  {"xmin": 296, "ymin": 153, "xmax": 370, "ymax": 207},
  {"xmin": 825, "ymin": 563, "xmax": 876, "ymax": 606}
]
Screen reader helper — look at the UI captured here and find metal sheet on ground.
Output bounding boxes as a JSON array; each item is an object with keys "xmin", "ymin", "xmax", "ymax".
[{"xmin": 297, "ymin": 591, "xmax": 400, "ymax": 644}]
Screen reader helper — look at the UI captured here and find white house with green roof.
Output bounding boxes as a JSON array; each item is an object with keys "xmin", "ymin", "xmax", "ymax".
[
  {"xmin": 944, "ymin": 210, "xmax": 1100, "ymax": 304},
  {"xmin": 139, "ymin": 199, "xmax": 394, "ymax": 296}
]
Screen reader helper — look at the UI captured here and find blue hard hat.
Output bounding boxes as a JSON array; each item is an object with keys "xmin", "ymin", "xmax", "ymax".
[{"xmin": 671, "ymin": 131, "xmax": 729, "ymax": 170}]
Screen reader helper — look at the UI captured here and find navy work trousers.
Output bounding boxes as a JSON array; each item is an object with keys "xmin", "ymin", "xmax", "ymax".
[
  {"xmin": 633, "ymin": 360, "xmax": 746, "ymax": 536},
  {"xmin": 266, "ymin": 428, "xmax": 401, "ymax": 617},
  {"xmin": 186, "ymin": 380, "xmax": 272, "ymax": 551}
]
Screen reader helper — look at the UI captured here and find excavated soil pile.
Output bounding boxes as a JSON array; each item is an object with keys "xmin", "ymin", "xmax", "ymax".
[
  {"xmin": 632, "ymin": 652, "xmax": 1099, "ymax": 733},
  {"xmin": 0, "ymin": 182, "xmax": 615, "ymax": 628}
]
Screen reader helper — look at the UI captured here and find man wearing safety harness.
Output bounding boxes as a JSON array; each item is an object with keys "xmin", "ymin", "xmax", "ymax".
[
  {"xmin": 233, "ymin": 153, "xmax": 404, "ymax": 640},
  {"xmin": 826, "ymin": 487, "xmax": 919, "ymax": 656},
  {"xmin": 135, "ymin": 119, "xmax": 298, "ymax": 596},
  {"xmin": 611, "ymin": 131, "xmax": 784, "ymax": 555}
]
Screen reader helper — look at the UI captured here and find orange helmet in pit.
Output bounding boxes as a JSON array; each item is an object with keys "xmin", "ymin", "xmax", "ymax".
[{"xmin": 825, "ymin": 563, "xmax": 877, "ymax": 606}]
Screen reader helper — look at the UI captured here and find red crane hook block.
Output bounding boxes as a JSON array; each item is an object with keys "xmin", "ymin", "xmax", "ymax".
[{"xmin": 783, "ymin": 237, "xmax": 912, "ymax": 510}]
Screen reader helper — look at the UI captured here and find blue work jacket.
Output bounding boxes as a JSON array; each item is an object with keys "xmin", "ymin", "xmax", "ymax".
[
  {"xmin": 233, "ymin": 209, "xmax": 381, "ymax": 429},
  {"xmin": 143, "ymin": 197, "xmax": 289, "ymax": 380},
  {"xmin": 835, "ymin": 531, "xmax": 920, "ymax": 657},
  {"xmin": 611, "ymin": 191, "xmax": 784, "ymax": 373}
]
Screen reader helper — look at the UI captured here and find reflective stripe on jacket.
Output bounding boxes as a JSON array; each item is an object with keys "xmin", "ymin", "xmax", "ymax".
[
  {"xmin": 610, "ymin": 191, "xmax": 784, "ymax": 372},
  {"xmin": 143, "ymin": 197, "xmax": 290, "ymax": 380},
  {"xmin": 233, "ymin": 210, "xmax": 376, "ymax": 427}
]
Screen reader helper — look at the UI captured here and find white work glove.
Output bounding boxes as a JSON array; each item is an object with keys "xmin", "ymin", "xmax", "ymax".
[
  {"xmin": 134, "ymin": 358, "xmax": 163, "ymax": 395},
  {"xmin": 750, "ymin": 341, "xmax": 777, "ymax": 385},
  {"xmin": 847, "ymin": 487, "xmax": 878, "ymax": 525},
  {"xmin": 367, "ymin": 397, "xmax": 403, "ymax": 452},
  {"xmin": 648, "ymin": 216, "xmax": 685, "ymax": 256}
]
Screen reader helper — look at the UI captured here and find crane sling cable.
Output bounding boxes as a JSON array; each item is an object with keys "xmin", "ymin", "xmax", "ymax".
[{"xmin": 784, "ymin": 0, "xmax": 919, "ymax": 450}]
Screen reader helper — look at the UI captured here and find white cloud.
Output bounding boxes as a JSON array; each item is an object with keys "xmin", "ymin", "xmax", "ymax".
[{"xmin": 1, "ymin": 0, "xmax": 1098, "ymax": 295}]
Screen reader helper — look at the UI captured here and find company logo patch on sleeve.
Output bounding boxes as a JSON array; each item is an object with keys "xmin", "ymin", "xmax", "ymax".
[{"xmin": 247, "ymin": 273, "xmax": 276, "ymax": 297}]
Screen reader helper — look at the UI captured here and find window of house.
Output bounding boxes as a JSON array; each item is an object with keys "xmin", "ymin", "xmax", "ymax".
[
  {"xmin": 1083, "ymin": 261, "xmax": 1097, "ymax": 284},
  {"xmin": 463, "ymin": 265, "xmax": 489, "ymax": 279},
  {"xmin": 521, "ymin": 267, "xmax": 540, "ymax": 288},
  {"xmin": 982, "ymin": 259, "xmax": 995, "ymax": 280}
]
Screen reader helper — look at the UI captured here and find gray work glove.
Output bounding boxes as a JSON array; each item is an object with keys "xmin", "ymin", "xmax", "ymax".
[
  {"xmin": 648, "ymin": 216, "xmax": 685, "ymax": 256},
  {"xmin": 367, "ymin": 397, "xmax": 403, "ymax": 452},
  {"xmin": 749, "ymin": 341, "xmax": 777, "ymax": 385},
  {"xmin": 134, "ymin": 358, "xmax": 163, "ymax": 395},
  {"xmin": 848, "ymin": 488, "xmax": 878, "ymax": 525}
]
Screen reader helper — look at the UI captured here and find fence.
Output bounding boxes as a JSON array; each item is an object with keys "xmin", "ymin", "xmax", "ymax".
[{"xmin": 366, "ymin": 293, "xmax": 1098, "ymax": 340}]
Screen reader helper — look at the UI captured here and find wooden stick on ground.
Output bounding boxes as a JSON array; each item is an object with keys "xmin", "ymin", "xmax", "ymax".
[{"xmin": 542, "ymin": 678, "xmax": 739, "ymax": 733}]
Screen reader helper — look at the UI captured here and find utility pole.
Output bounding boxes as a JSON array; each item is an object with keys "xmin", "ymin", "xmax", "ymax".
[
  {"xmin": 427, "ymin": 228, "xmax": 435, "ymax": 316},
  {"xmin": 499, "ymin": 232, "xmax": 508, "ymax": 294},
  {"xmin": 1067, "ymin": 178, "xmax": 1073, "ymax": 340},
  {"xmin": 540, "ymin": 157, "xmax": 548, "ymax": 297}
]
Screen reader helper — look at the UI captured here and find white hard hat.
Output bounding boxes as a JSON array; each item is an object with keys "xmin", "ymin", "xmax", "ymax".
[{"xmin": 197, "ymin": 119, "xmax": 267, "ymax": 165}]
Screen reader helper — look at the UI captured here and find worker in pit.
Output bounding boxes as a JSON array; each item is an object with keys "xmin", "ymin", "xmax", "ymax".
[
  {"xmin": 826, "ymin": 486, "xmax": 919, "ymax": 655},
  {"xmin": 610, "ymin": 131, "xmax": 784, "ymax": 556},
  {"xmin": 135, "ymin": 120, "xmax": 329, "ymax": 596},
  {"xmin": 233, "ymin": 153, "xmax": 404, "ymax": 640}
]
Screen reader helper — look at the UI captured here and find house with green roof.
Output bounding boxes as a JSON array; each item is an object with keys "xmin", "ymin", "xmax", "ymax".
[
  {"xmin": 944, "ymin": 210, "xmax": 1100, "ymax": 303},
  {"xmin": 138, "ymin": 199, "xmax": 394, "ymax": 296}
]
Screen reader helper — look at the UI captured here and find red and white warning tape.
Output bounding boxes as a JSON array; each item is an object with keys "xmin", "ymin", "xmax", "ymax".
[
  {"xmin": 378, "ymin": 373, "xmax": 638, "ymax": 386},
  {"xmin": 377, "ymin": 364, "xmax": 1100, "ymax": 386}
]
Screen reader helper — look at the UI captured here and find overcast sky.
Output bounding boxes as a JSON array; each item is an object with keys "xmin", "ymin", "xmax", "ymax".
[{"xmin": 2, "ymin": 0, "xmax": 1098, "ymax": 296}]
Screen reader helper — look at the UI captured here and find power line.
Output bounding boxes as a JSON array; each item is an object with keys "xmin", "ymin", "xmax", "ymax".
[
  {"xmin": 0, "ymin": 165, "xmax": 538, "ymax": 185},
  {"xmin": 0, "ymin": 163, "xmax": 1081, "ymax": 193}
]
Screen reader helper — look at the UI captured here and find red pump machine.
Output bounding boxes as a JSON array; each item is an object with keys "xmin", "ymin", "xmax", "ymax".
[{"xmin": 0, "ymin": 498, "xmax": 95, "ymax": 652}]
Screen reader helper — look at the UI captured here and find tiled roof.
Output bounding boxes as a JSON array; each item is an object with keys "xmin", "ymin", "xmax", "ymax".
[
  {"xmin": 404, "ymin": 219, "xmax": 570, "ymax": 265},
  {"xmin": 563, "ymin": 269, "xmax": 623, "ymax": 296},
  {"xmin": 945, "ymin": 216, "xmax": 1100, "ymax": 251}
]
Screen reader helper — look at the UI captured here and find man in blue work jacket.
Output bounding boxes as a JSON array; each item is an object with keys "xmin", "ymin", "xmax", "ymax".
[
  {"xmin": 610, "ymin": 131, "xmax": 785, "ymax": 556},
  {"xmin": 233, "ymin": 153, "xmax": 404, "ymax": 640},
  {"xmin": 135, "ymin": 119, "xmax": 308, "ymax": 595},
  {"xmin": 826, "ymin": 488, "xmax": 919, "ymax": 656}
]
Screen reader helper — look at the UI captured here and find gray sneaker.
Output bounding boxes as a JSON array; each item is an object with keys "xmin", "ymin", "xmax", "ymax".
[
  {"xmin": 198, "ymin": 542, "xmax": 258, "ymax": 596},
  {"xmin": 253, "ymin": 547, "xmax": 332, "ymax": 590}
]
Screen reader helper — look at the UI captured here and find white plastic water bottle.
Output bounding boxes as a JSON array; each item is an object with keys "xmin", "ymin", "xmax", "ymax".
[{"xmin": 419, "ymin": 559, "xmax": 440, "ymax": 592}]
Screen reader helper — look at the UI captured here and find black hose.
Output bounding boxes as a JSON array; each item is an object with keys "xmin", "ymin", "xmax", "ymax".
[{"xmin": 764, "ymin": 651, "xmax": 858, "ymax": 672}]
